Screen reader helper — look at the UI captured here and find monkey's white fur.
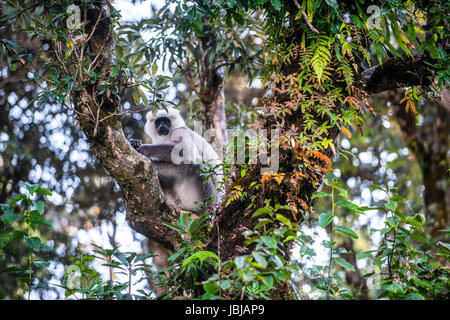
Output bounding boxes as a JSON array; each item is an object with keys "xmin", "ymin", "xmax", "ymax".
[
  {"xmin": 144, "ymin": 108, "xmax": 224, "ymax": 209},
  {"xmin": 145, "ymin": 109, "xmax": 221, "ymax": 167}
]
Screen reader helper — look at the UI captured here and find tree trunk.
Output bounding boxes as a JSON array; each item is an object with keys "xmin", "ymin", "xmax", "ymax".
[
  {"xmin": 204, "ymin": 88, "xmax": 228, "ymax": 147},
  {"xmin": 387, "ymin": 88, "xmax": 449, "ymax": 238}
]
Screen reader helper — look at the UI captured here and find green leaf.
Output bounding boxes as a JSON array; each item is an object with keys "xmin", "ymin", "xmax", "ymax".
[
  {"xmin": 36, "ymin": 188, "xmax": 52, "ymax": 196},
  {"xmin": 132, "ymin": 89, "xmax": 141, "ymax": 105},
  {"xmin": 275, "ymin": 214, "xmax": 292, "ymax": 227},
  {"xmin": 234, "ymin": 255, "xmax": 248, "ymax": 269},
  {"xmin": 11, "ymin": 230, "xmax": 26, "ymax": 241},
  {"xmin": 0, "ymin": 230, "xmax": 9, "ymax": 248},
  {"xmin": 218, "ymin": 280, "xmax": 231, "ymax": 290},
  {"xmin": 384, "ymin": 283, "xmax": 403, "ymax": 294},
  {"xmin": 183, "ymin": 251, "xmax": 219, "ymax": 267},
  {"xmin": 151, "ymin": 62, "xmax": 158, "ymax": 76},
  {"xmin": 227, "ymin": 0, "xmax": 238, "ymax": 8},
  {"xmin": 0, "ymin": 204, "xmax": 22, "ymax": 224},
  {"xmin": 334, "ymin": 257, "xmax": 355, "ymax": 272},
  {"xmin": 356, "ymin": 251, "xmax": 373, "ymax": 260},
  {"xmin": 113, "ymin": 251, "xmax": 128, "ymax": 266},
  {"xmin": 405, "ymin": 293, "xmax": 425, "ymax": 300},
  {"xmin": 336, "ymin": 187, "xmax": 348, "ymax": 200},
  {"xmin": 271, "ymin": 254, "xmax": 284, "ymax": 268},
  {"xmin": 33, "ymin": 200, "xmax": 45, "ymax": 214},
  {"xmin": 252, "ymin": 251, "xmax": 268, "ymax": 268},
  {"xmin": 325, "ymin": 0, "xmax": 338, "ymax": 9},
  {"xmin": 369, "ymin": 184, "xmax": 387, "ymax": 193},
  {"xmin": 203, "ymin": 282, "xmax": 219, "ymax": 295},
  {"xmin": 321, "ymin": 240, "xmax": 336, "ymax": 248},
  {"xmin": 167, "ymin": 247, "xmax": 186, "ymax": 263},
  {"xmin": 318, "ymin": 213, "xmax": 333, "ymax": 228},
  {"xmin": 335, "ymin": 226, "xmax": 359, "ymax": 239},
  {"xmin": 110, "ymin": 65, "xmax": 120, "ymax": 78},
  {"xmin": 350, "ymin": 14, "xmax": 362, "ymax": 28},
  {"xmin": 311, "ymin": 192, "xmax": 331, "ymax": 200},
  {"xmin": 134, "ymin": 253, "xmax": 156, "ymax": 263},
  {"xmin": 26, "ymin": 184, "xmax": 39, "ymax": 195},
  {"xmin": 254, "ymin": 218, "xmax": 272, "ymax": 230},
  {"xmin": 336, "ymin": 200, "xmax": 364, "ymax": 214},
  {"xmin": 390, "ymin": 195, "xmax": 405, "ymax": 202},
  {"xmin": 131, "ymin": 51, "xmax": 143, "ymax": 66},
  {"xmin": 24, "ymin": 236, "xmax": 50, "ymax": 251},
  {"xmin": 161, "ymin": 222, "xmax": 185, "ymax": 234},
  {"xmin": 260, "ymin": 236, "xmax": 277, "ymax": 248},
  {"xmin": 271, "ymin": 0, "xmax": 281, "ymax": 11},
  {"xmin": 252, "ymin": 207, "xmax": 273, "ymax": 218},
  {"xmin": 437, "ymin": 241, "xmax": 450, "ymax": 251},
  {"xmin": 390, "ymin": 13, "xmax": 412, "ymax": 57},
  {"xmin": 33, "ymin": 260, "xmax": 51, "ymax": 268},
  {"xmin": 384, "ymin": 201, "xmax": 397, "ymax": 212},
  {"xmin": 9, "ymin": 194, "xmax": 27, "ymax": 205},
  {"xmin": 373, "ymin": 260, "xmax": 381, "ymax": 274},
  {"xmin": 262, "ymin": 275, "xmax": 274, "ymax": 290}
]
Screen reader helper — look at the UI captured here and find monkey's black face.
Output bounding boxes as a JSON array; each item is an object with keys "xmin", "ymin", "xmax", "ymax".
[{"xmin": 155, "ymin": 117, "xmax": 171, "ymax": 136}]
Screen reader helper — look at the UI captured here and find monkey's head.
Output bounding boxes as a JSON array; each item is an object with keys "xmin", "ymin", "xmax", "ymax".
[{"xmin": 144, "ymin": 108, "xmax": 186, "ymax": 143}]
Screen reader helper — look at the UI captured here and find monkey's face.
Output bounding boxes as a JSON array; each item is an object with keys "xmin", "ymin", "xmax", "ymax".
[
  {"xmin": 155, "ymin": 117, "xmax": 171, "ymax": 136},
  {"xmin": 144, "ymin": 109, "xmax": 186, "ymax": 143}
]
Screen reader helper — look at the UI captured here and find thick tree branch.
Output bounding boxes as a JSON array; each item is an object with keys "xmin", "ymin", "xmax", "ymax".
[
  {"xmin": 362, "ymin": 55, "xmax": 433, "ymax": 94},
  {"xmin": 67, "ymin": 1, "xmax": 180, "ymax": 250}
]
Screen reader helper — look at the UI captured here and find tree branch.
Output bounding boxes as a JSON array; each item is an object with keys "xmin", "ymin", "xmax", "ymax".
[
  {"xmin": 293, "ymin": 0, "xmax": 319, "ymax": 33},
  {"xmin": 67, "ymin": 0, "xmax": 180, "ymax": 250},
  {"xmin": 362, "ymin": 55, "xmax": 433, "ymax": 94}
]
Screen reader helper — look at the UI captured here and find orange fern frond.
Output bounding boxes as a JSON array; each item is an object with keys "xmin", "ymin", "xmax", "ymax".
[{"xmin": 310, "ymin": 150, "xmax": 332, "ymax": 171}]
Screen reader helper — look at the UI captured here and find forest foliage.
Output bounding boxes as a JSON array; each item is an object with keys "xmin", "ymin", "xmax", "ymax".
[{"xmin": 0, "ymin": 0, "xmax": 449, "ymax": 299}]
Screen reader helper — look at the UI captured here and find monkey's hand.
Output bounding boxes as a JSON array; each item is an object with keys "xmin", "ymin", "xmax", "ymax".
[{"xmin": 129, "ymin": 139, "xmax": 142, "ymax": 149}]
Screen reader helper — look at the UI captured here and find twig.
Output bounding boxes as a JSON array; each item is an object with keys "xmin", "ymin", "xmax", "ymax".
[
  {"xmin": 293, "ymin": 0, "xmax": 319, "ymax": 33},
  {"xmin": 99, "ymin": 106, "xmax": 153, "ymax": 123},
  {"xmin": 93, "ymin": 99, "xmax": 101, "ymax": 137},
  {"xmin": 85, "ymin": 5, "xmax": 104, "ymax": 44},
  {"xmin": 7, "ymin": 2, "xmax": 43, "ymax": 21},
  {"xmin": 53, "ymin": 41, "xmax": 70, "ymax": 76},
  {"xmin": 88, "ymin": 31, "xmax": 111, "ymax": 73}
]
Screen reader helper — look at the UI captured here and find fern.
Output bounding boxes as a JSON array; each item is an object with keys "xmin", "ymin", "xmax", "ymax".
[
  {"xmin": 310, "ymin": 149, "xmax": 332, "ymax": 172},
  {"xmin": 367, "ymin": 29, "xmax": 384, "ymax": 43},
  {"xmin": 310, "ymin": 36, "xmax": 331, "ymax": 83},
  {"xmin": 299, "ymin": 47, "xmax": 312, "ymax": 67},
  {"xmin": 339, "ymin": 59, "xmax": 354, "ymax": 87}
]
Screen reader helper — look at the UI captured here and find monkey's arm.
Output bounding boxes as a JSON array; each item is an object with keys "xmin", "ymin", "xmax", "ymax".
[
  {"xmin": 138, "ymin": 144, "xmax": 175, "ymax": 162},
  {"xmin": 129, "ymin": 139, "xmax": 176, "ymax": 162}
]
